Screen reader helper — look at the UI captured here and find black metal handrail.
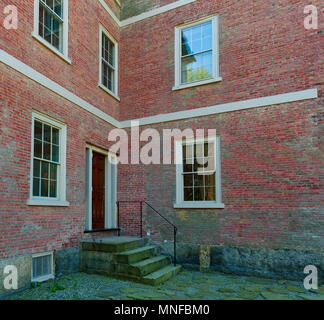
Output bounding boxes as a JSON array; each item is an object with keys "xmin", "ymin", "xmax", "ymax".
[{"xmin": 116, "ymin": 201, "xmax": 178, "ymax": 266}]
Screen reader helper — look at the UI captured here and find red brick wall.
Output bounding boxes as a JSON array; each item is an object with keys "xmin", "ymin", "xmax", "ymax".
[
  {"xmin": 0, "ymin": 0, "xmax": 323, "ymax": 262},
  {"xmin": 120, "ymin": 0, "xmax": 323, "ymax": 120},
  {"xmin": 0, "ymin": 0, "xmax": 120, "ymax": 118},
  {"xmin": 0, "ymin": 62, "xmax": 119, "ymax": 260}
]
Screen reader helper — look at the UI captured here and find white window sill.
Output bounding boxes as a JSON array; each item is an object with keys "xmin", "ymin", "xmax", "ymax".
[
  {"xmin": 98, "ymin": 83, "xmax": 120, "ymax": 101},
  {"xmin": 32, "ymin": 33, "xmax": 72, "ymax": 64},
  {"xmin": 174, "ymin": 202, "xmax": 225, "ymax": 209},
  {"xmin": 31, "ymin": 274, "xmax": 55, "ymax": 283},
  {"xmin": 172, "ymin": 77, "xmax": 222, "ymax": 91},
  {"xmin": 27, "ymin": 199, "xmax": 70, "ymax": 207}
]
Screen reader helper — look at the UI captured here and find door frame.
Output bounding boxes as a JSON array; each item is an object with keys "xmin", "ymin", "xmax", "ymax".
[{"xmin": 85, "ymin": 144, "xmax": 117, "ymax": 231}]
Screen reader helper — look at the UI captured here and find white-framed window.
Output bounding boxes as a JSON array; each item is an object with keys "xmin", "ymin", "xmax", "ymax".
[
  {"xmin": 33, "ymin": 0, "xmax": 70, "ymax": 63},
  {"xmin": 173, "ymin": 15, "xmax": 221, "ymax": 90},
  {"xmin": 27, "ymin": 112, "xmax": 69, "ymax": 207},
  {"xmin": 174, "ymin": 136, "xmax": 224, "ymax": 209},
  {"xmin": 98, "ymin": 25, "xmax": 119, "ymax": 100},
  {"xmin": 31, "ymin": 252, "xmax": 54, "ymax": 282}
]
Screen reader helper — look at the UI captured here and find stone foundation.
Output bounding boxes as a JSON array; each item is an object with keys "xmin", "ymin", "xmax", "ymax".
[
  {"xmin": 0, "ymin": 246, "xmax": 80, "ymax": 298},
  {"xmin": 154, "ymin": 241, "xmax": 324, "ymax": 283}
]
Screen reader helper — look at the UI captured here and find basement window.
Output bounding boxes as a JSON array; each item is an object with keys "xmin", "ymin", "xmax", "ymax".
[
  {"xmin": 173, "ymin": 16, "xmax": 221, "ymax": 90},
  {"xmin": 174, "ymin": 136, "xmax": 224, "ymax": 209},
  {"xmin": 31, "ymin": 252, "xmax": 54, "ymax": 282},
  {"xmin": 98, "ymin": 25, "xmax": 119, "ymax": 100},
  {"xmin": 27, "ymin": 113, "xmax": 69, "ymax": 207}
]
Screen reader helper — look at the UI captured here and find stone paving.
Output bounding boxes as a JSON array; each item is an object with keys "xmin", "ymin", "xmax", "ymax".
[{"xmin": 4, "ymin": 269, "xmax": 324, "ymax": 300}]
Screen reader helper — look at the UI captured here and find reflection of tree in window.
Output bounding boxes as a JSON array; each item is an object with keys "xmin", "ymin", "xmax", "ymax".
[{"xmin": 181, "ymin": 21, "xmax": 213, "ymax": 84}]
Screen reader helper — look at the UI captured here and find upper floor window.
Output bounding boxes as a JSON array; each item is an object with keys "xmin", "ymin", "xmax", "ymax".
[
  {"xmin": 174, "ymin": 136, "xmax": 224, "ymax": 209},
  {"xmin": 39, "ymin": 0, "xmax": 63, "ymax": 51},
  {"xmin": 173, "ymin": 16, "xmax": 221, "ymax": 90},
  {"xmin": 98, "ymin": 25, "xmax": 119, "ymax": 100},
  {"xmin": 33, "ymin": 0, "xmax": 70, "ymax": 63},
  {"xmin": 28, "ymin": 113, "xmax": 69, "ymax": 207}
]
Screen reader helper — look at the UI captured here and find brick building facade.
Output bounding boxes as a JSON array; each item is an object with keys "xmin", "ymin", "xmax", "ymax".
[{"xmin": 0, "ymin": 0, "xmax": 323, "ymax": 295}]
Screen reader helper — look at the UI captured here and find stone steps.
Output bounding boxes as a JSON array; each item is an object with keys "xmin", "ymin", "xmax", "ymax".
[
  {"xmin": 115, "ymin": 245, "xmax": 156, "ymax": 264},
  {"xmin": 80, "ymin": 236, "xmax": 181, "ymax": 286}
]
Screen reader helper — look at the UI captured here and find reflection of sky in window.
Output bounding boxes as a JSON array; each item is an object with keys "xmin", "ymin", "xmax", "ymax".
[{"xmin": 181, "ymin": 21, "xmax": 213, "ymax": 83}]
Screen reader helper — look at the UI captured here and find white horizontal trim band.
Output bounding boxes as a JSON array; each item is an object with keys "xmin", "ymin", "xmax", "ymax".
[
  {"xmin": 97, "ymin": 0, "xmax": 198, "ymax": 27},
  {"xmin": 0, "ymin": 49, "xmax": 318, "ymax": 129},
  {"xmin": 119, "ymin": 88, "xmax": 318, "ymax": 127},
  {"xmin": 0, "ymin": 49, "xmax": 120, "ymax": 128},
  {"xmin": 120, "ymin": 0, "xmax": 198, "ymax": 27}
]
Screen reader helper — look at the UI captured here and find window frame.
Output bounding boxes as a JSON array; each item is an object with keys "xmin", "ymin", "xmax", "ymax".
[
  {"xmin": 174, "ymin": 136, "xmax": 224, "ymax": 209},
  {"xmin": 98, "ymin": 24, "xmax": 120, "ymax": 101},
  {"xmin": 173, "ymin": 15, "xmax": 221, "ymax": 91},
  {"xmin": 28, "ymin": 112, "xmax": 69, "ymax": 207},
  {"xmin": 33, "ymin": 0, "xmax": 71, "ymax": 64}
]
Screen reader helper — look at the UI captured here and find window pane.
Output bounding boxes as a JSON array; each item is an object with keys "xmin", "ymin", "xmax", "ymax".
[
  {"xmin": 183, "ymin": 174, "xmax": 193, "ymax": 187},
  {"xmin": 194, "ymin": 187, "xmax": 204, "ymax": 201},
  {"xmin": 183, "ymin": 158, "xmax": 193, "ymax": 173},
  {"xmin": 205, "ymin": 187, "xmax": 216, "ymax": 201},
  {"xmin": 34, "ymin": 139, "xmax": 42, "ymax": 158},
  {"xmin": 205, "ymin": 173, "xmax": 215, "ymax": 186},
  {"xmin": 194, "ymin": 173, "xmax": 204, "ymax": 187},
  {"xmin": 41, "ymin": 179, "xmax": 49, "ymax": 197},
  {"xmin": 43, "ymin": 142, "xmax": 51, "ymax": 160},
  {"xmin": 33, "ymin": 160, "xmax": 41, "ymax": 178},
  {"xmin": 52, "ymin": 145, "xmax": 59, "ymax": 162},
  {"xmin": 184, "ymin": 188, "xmax": 193, "ymax": 201},
  {"xmin": 44, "ymin": 0, "xmax": 54, "ymax": 10},
  {"xmin": 52, "ymin": 128, "xmax": 59, "ymax": 145},
  {"xmin": 50, "ymin": 164, "xmax": 57, "ymax": 180},
  {"xmin": 50, "ymin": 180, "xmax": 57, "ymax": 198},
  {"xmin": 44, "ymin": 124, "xmax": 51, "ymax": 142},
  {"xmin": 41, "ymin": 162, "xmax": 49, "ymax": 179},
  {"xmin": 33, "ymin": 178, "xmax": 40, "ymax": 197},
  {"xmin": 54, "ymin": 0, "xmax": 62, "ymax": 17},
  {"xmin": 34, "ymin": 121, "xmax": 43, "ymax": 140},
  {"xmin": 181, "ymin": 51, "xmax": 213, "ymax": 84}
]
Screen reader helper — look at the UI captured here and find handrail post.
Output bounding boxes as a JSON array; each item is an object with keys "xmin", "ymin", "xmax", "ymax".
[
  {"xmin": 174, "ymin": 227, "xmax": 177, "ymax": 266},
  {"xmin": 117, "ymin": 201, "xmax": 120, "ymax": 236},
  {"xmin": 140, "ymin": 201, "xmax": 143, "ymax": 238}
]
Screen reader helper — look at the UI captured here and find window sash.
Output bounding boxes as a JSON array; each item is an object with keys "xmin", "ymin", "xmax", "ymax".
[
  {"xmin": 32, "ymin": 120, "xmax": 61, "ymax": 199},
  {"xmin": 39, "ymin": 0, "xmax": 64, "ymax": 52},
  {"xmin": 181, "ymin": 141, "xmax": 216, "ymax": 202},
  {"xmin": 40, "ymin": 0, "xmax": 63, "ymax": 21}
]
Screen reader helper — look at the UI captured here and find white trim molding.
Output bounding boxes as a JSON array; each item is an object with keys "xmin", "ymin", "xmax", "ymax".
[
  {"xmin": 0, "ymin": 50, "xmax": 318, "ymax": 129},
  {"xmin": 0, "ymin": 49, "xmax": 120, "ymax": 128},
  {"xmin": 98, "ymin": 0, "xmax": 199, "ymax": 27},
  {"xmin": 28, "ymin": 112, "xmax": 69, "ymax": 207},
  {"xmin": 33, "ymin": 0, "xmax": 71, "ymax": 63},
  {"xmin": 174, "ymin": 15, "xmax": 221, "ymax": 91},
  {"xmin": 98, "ymin": 0, "xmax": 121, "ymax": 27},
  {"xmin": 120, "ymin": 88, "xmax": 318, "ymax": 127},
  {"xmin": 120, "ymin": 0, "xmax": 198, "ymax": 27},
  {"xmin": 174, "ymin": 135, "xmax": 224, "ymax": 209}
]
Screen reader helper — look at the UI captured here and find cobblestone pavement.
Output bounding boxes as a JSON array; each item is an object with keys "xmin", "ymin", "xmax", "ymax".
[{"xmin": 5, "ymin": 269, "xmax": 324, "ymax": 300}]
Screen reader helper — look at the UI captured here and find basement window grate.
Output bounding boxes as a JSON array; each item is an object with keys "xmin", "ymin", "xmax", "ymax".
[{"xmin": 31, "ymin": 252, "xmax": 54, "ymax": 282}]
